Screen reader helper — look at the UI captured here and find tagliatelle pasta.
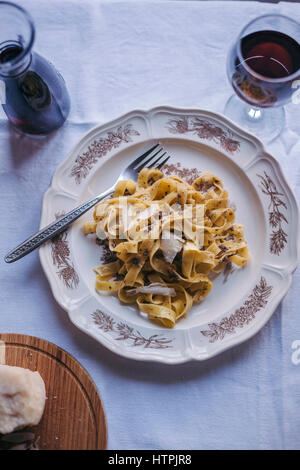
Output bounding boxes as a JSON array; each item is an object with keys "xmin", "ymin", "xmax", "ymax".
[{"xmin": 83, "ymin": 168, "xmax": 250, "ymax": 328}]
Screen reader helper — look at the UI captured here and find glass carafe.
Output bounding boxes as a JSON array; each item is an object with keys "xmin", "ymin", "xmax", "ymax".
[{"xmin": 0, "ymin": 1, "xmax": 70, "ymax": 136}]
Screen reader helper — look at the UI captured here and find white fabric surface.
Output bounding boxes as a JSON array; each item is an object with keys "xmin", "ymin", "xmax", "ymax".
[{"xmin": 0, "ymin": 0, "xmax": 300, "ymax": 450}]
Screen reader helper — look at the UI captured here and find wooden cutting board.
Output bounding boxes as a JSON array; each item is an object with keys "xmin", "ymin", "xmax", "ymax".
[{"xmin": 0, "ymin": 334, "xmax": 107, "ymax": 450}]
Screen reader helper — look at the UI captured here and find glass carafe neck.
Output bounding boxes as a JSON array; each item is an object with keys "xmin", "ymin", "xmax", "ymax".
[
  {"xmin": 0, "ymin": 2, "xmax": 35, "ymax": 77},
  {"xmin": 0, "ymin": 42, "xmax": 32, "ymax": 77}
]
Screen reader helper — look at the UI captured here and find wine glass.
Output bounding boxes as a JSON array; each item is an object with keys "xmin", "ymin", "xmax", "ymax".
[{"xmin": 224, "ymin": 14, "xmax": 300, "ymax": 143}]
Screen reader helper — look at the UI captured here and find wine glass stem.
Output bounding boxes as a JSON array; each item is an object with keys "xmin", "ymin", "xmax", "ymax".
[{"xmin": 246, "ymin": 106, "xmax": 263, "ymax": 122}]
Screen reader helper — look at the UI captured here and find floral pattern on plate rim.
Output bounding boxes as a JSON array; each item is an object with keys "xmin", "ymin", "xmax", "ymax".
[
  {"xmin": 200, "ymin": 277, "xmax": 273, "ymax": 343},
  {"xmin": 92, "ymin": 310, "xmax": 173, "ymax": 349},
  {"xmin": 51, "ymin": 212, "xmax": 79, "ymax": 289},
  {"xmin": 257, "ymin": 172, "xmax": 288, "ymax": 255},
  {"xmin": 70, "ymin": 124, "xmax": 140, "ymax": 184},
  {"xmin": 166, "ymin": 116, "xmax": 241, "ymax": 154}
]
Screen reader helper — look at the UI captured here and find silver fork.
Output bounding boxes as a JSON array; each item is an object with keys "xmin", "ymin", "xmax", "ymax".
[{"xmin": 5, "ymin": 143, "xmax": 170, "ymax": 263}]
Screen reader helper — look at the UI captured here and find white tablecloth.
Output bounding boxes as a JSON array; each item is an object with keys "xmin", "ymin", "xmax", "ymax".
[{"xmin": 1, "ymin": 0, "xmax": 300, "ymax": 450}]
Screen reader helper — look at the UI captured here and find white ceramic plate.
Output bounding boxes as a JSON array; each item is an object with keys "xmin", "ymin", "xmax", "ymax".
[{"xmin": 40, "ymin": 106, "xmax": 300, "ymax": 364}]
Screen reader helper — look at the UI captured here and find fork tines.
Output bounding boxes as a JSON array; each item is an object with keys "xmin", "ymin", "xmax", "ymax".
[{"xmin": 133, "ymin": 143, "xmax": 170, "ymax": 172}]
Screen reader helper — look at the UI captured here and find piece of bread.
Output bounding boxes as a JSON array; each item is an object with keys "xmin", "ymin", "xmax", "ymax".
[{"xmin": 0, "ymin": 365, "xmax": 46, "ymax": 434}]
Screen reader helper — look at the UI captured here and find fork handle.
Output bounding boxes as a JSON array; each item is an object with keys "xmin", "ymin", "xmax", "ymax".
[{"xmin": 5, "ymin": 185, "xmax": 116, "ymax": 263}]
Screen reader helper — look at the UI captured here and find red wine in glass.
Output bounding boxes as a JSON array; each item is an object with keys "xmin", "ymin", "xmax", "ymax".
[
  {"xmin": 231, "ymin": 30, "xmax": 300, "ymax": 107},
  {"xmin": 242, "ymin": 30, "xmax": 300, "ymax": 78},
  {"xmin": 225, "ymin": 15, "xmax": 300, "ymax": 143}
]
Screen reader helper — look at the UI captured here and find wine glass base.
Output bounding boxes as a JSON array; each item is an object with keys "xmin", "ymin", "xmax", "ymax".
[{"xmin": 224, "ymin": 95, "xmax": 285, "ymax": 144}]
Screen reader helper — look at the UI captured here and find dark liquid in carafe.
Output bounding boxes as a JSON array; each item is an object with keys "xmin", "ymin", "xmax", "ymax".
[{"xmin": 0, "ymin": 44, "xmax": 70, "ymax": 135}]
